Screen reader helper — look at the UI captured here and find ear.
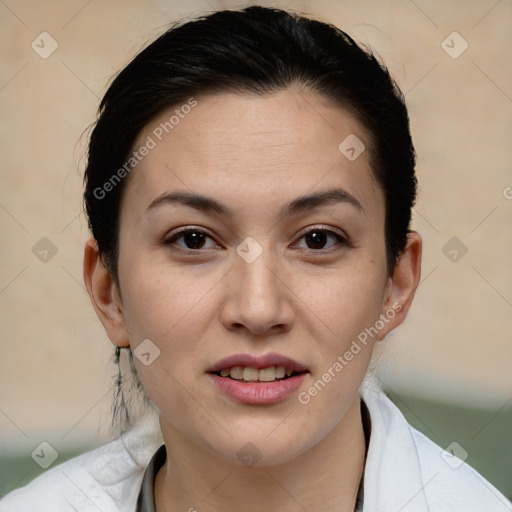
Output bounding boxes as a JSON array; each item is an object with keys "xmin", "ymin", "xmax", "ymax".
[
  {"xmin": 376, "ymin": 231, "xmax": 422, "ymax": 341},
  {"xmin": 83, "ymin": 237, "xmax": 130, "ymax": 347}
]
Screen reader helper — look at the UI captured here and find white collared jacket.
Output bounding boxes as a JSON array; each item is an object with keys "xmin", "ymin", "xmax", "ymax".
[{"xmin": 1, "ymin": 380, "xmax": 510, "ymax": 511}]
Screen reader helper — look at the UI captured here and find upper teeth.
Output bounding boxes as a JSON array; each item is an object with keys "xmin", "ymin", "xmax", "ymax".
[{"xmin": 219, "ymin": 366, "xmax": 293, "ymax": 381}]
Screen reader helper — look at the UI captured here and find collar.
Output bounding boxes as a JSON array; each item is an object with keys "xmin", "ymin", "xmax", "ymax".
[
  {"xmin": 359, "ymin": 376, "xmax": 430, "ymax": 511},
  {"xmin": 135, "ymin": 399, "xmax": 371, "ymax": 512}
]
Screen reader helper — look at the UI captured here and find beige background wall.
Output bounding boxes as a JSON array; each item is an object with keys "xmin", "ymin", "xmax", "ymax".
[{"xmin": 1, "ymin": 0, "xmax": 511, "ymax": 464}]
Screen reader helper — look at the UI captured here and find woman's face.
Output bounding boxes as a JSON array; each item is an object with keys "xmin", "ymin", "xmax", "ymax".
[{"xmin": 101, "ymin": 88, "xmax": 414, "ymax": 465}]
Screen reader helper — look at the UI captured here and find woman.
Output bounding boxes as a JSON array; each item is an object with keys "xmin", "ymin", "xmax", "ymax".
[{"xmin": 1, "ymin": 6, "xmax": 510, "ymax": 512}]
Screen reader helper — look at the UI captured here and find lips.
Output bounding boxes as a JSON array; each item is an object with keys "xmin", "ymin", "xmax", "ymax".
[
  {"xmin": 207, "ymin": 352, "xmax": 308, "ymax": 380},
  {"xmin": 207, "ymin": 352, "xmax": 309, "ymax": 404},
  {"xmin": 208, "ymin": 352, "xmax": 308, "ymax": 373}
]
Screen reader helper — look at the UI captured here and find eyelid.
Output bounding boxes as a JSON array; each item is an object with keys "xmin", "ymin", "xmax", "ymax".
[
  {"xmin": 292, "ymin": 225, "xmax": 351, "ymax": 251},
  {"xmin": 295, "ymin": 224, "xmax": 348, "ymax": 242},
  {"xmin": 163, "ymin": 224, "xmax": 350, "ymax": 252},
  {"xmin": 164, "ymin": 226, "xmax": 221, "ymax": 249}
]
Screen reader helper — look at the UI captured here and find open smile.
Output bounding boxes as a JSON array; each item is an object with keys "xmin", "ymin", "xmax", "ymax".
[{"xmin": 207, "ymin": 352, "xmax": 310, "ymax": 404}]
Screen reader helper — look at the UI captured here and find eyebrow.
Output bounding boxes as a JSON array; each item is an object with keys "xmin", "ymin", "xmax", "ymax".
[
  {"xmin": 146, "ymin": 191, "xmax": 232, "ymax": 215},
  {"xmin": 285, "ymin": 188, "xmax": 363, "ymax": 216},
  {"xmin": 145, "ymin": 187, "xmax": 363, "ymax": 217}
]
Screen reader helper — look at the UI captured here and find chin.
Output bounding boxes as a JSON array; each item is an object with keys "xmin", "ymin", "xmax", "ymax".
[{"xmin": 201, "ymin": 423, "xmax": 320, "ymax": 468}]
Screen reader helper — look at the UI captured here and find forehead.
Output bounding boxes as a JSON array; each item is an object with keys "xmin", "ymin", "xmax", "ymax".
[{"xmin": 122, "ymin": 88, "xmax": 383, "ymax": 221}]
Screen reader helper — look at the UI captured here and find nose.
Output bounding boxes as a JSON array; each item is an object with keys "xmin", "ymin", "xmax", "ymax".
[{"xmin": 220, "ymin": 248, "xmax": 294, "ymax": 337}]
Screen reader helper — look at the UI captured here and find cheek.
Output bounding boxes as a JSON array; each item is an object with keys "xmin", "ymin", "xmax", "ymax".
[
  {"xmin": 119, "ymin": 259, "xmax": 222, "ymax": 421},
  {"xmin": 295, "ymin": 257, "xmax": 388, "ymax": 348},
  {"xmin": 119, "ymin": 248, "xmax": 224, "ymax": 340},
  {"xmin": 116, "ymin": 249, "xmax": 231, "ymax": 403},
  {"xmin": 291, "ymin": 262, "xmax": 383, "ymax": 434}
]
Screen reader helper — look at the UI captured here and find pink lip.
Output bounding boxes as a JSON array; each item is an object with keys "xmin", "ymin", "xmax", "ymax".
[
  {"xmin": 207, "ymin": 352, "xmax": 308, "ymax": 373},
  {"xmin": 207, "ymin": 352, "xmax": 309, "ymax": 405},
  {"xmin": 208, "ymin": 373, "xmax": 308, "ymax": 405}
]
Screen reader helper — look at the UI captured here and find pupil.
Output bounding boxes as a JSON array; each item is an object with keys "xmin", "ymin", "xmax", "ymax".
[
  {"xmin": 306, "ymin": 231, "xmax": 326, "ymax": 249},
  {"xmin": 185, "ymin": 231, "xmax": 205, "ymax": 249}
]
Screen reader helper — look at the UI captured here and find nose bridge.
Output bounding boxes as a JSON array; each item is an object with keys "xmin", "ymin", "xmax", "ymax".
[
  {"xmin": 222, "ymin": 237, "xmax": 292, "ymax": 334},
  {"xmin": 236, "ymin": 241, "xmax": 279, "ymax": 303}
]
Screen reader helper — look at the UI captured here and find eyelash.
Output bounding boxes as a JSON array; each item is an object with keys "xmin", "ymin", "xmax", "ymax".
[
  {"xmin": 294, "ymin": 227, "xmax": 350, "ymax": 253},
  {"xmin": 163, "ymin": 225, "xmax": 350, "ymax": 254}
]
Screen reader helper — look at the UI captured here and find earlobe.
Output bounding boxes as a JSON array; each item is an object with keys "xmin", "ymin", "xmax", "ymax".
[
  {"xmin": 83, "ymin": 238, "xmax": 130, "ymax": 347},
  {"xmin": 376, "ymin": 231, "xmax": 422, "ymax": 341}
]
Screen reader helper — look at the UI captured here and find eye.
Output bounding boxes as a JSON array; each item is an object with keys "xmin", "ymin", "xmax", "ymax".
[
  {"xmin": 164, "ymin": 228, "xmax": 219, "ymax": 251},
  {"xmin": 295, "ymin": 227, "xmax": 348, "ymax": 251}
]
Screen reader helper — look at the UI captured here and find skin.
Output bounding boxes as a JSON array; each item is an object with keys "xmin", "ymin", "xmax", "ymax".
[{"xmin": 83, "ymin": 88, "xmax": 422, "ymax": 511}]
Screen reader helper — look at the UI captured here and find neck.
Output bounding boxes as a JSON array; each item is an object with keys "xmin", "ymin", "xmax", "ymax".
[{"xmin": 155, "ymin": 396, "xmax": 365, "ymax": 512}]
